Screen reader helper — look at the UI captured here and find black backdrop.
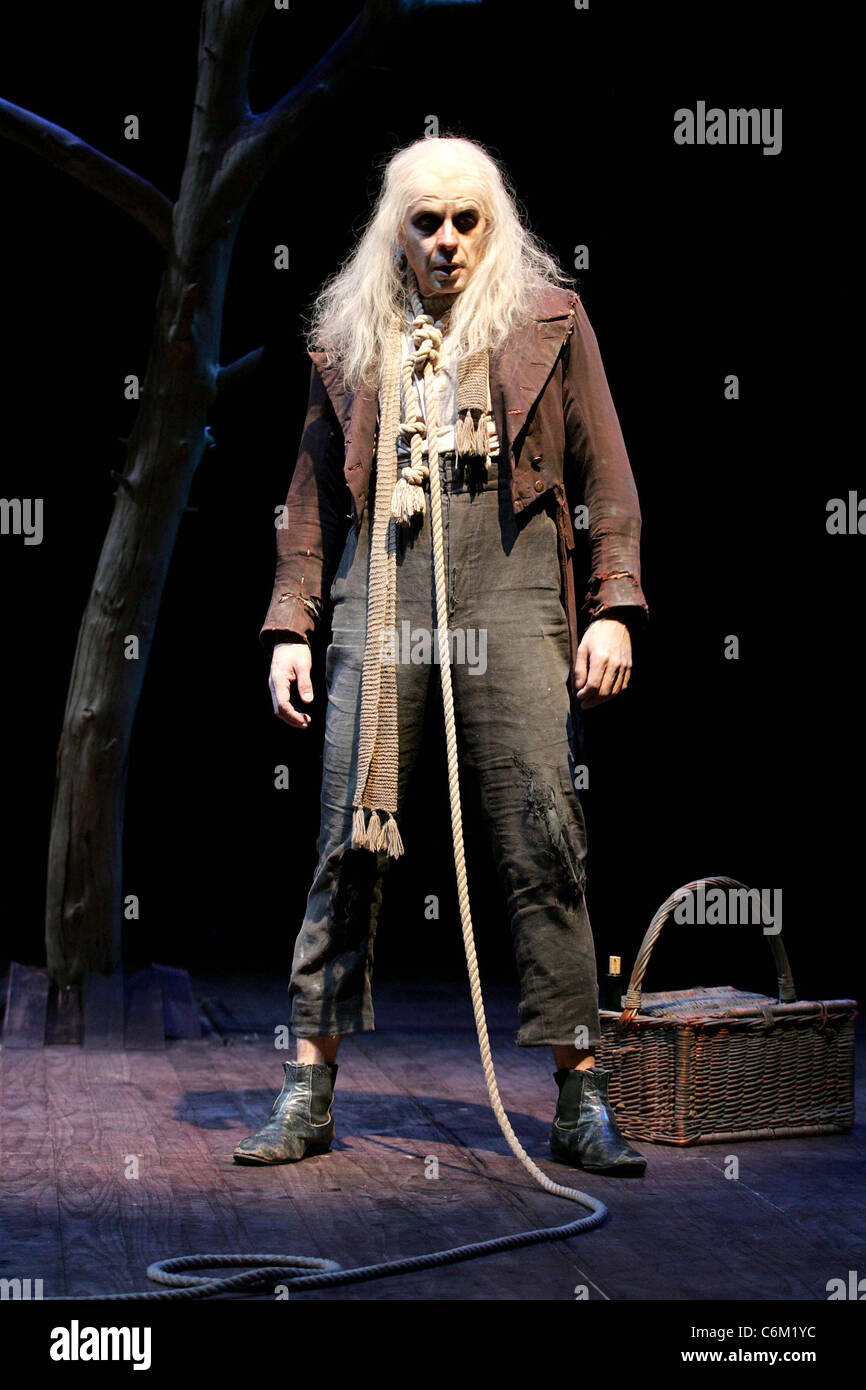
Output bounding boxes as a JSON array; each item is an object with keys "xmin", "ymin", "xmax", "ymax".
[{"xmin": 2, "ymin": 2, "xmax": 859, "ymax": 1013}]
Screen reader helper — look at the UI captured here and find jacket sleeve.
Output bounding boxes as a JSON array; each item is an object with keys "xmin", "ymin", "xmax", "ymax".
[
  {"xmin": 259, "ymin": 359, "xmax": 350, "ymax": 650},
  {"xmin": 562, "ymin": 295, "xmax": 649, "ymax": 628}
]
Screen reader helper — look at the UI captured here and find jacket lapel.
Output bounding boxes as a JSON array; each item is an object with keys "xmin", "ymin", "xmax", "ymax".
[
  {"xmin": 309, "ymin": 348, "xmax": 378, "ymax": 476},
  {"xmin": 309, "ymin": 285, "xmax": 574, "ymax": 477},
  {"xmin": 490, "ymin": 290, "xmax": 575, "ymax": 461}
]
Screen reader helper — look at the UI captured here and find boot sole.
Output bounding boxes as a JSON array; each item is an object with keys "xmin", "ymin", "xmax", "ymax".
[
  {"xmin": 233, "ymin": 1140, "xmax": 333, "ymax": 1166},
  {"xmin": 549, "ymin": 1148, "xmax": 647, "ymax": 1178}
]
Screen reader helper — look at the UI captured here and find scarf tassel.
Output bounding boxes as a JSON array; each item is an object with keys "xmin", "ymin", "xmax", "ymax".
[
  {"xmin": 351, "ymin": 805, "xmax": 405, "ymax": 858},
  {"xmin": 457, "ymin": 406, "xmax": 497, "ymax": 459}
]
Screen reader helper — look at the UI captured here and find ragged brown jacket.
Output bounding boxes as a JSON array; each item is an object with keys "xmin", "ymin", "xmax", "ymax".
[{"xmin": 260, "ymin": 287, "xmax": 648, "ymax": 690}]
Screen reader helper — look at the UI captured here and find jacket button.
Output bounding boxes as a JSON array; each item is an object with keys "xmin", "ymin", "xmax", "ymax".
[{"xmin": 534, "ymin": 479, "xmax": 544, "ymax": 492}]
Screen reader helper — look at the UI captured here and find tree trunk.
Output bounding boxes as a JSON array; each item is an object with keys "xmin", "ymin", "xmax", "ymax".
[
  {"xmin": 44, "ymin": 5, "xmax": 251, "ymax": 987},
  {"xmin": 38, "ymin": 0, "xmax": 472, "ymax": 986},
  {"xmin": 44, "ymin": 244, "xmax": 237, "ymax": 985}
]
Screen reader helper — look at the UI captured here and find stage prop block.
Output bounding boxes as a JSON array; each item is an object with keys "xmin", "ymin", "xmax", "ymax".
[{"xmin": 1, "ymin": 962, "xmax": 201, "ymax": 1048}]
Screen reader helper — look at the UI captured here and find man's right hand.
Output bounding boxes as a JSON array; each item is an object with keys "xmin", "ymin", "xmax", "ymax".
[{"xmin": 269, "ymin": 641, "xmax": 314, "ymax": 728}]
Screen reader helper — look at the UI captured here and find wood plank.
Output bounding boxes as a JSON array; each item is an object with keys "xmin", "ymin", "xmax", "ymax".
[
  {"xmin": 177, "ymin": 981, "xmax": 866, "ymax": 1301},
  {"xmin": 140, "ymin": 1045, "xmax": 272, "ymax": 1291},
  {"xmin": 44, "ymin": 983, "xmax": 83, "ymax": 1046},
  {"xmin": 42, "ymin": 1048, "xmax": 137, "ymax": 1295},
  {"xmin": 153, "ymin": 963, "xmax": 200, "ymax": 1039},
  {"xmin": 214, "ymin": 1041, "xmax": 418, "ymax": 1281},
  {"xmin": 75, "ymin": 1051, "xmax": 200, "ymax": 1294},
  {"xmin": 0, "ymin": 1050, "xmax": 55, "ymax": 1159},
  {"xmin": 2, "ymin": 963, "xmax": 49, "ymax": 1049},
  {"xmin": 337, "ymin": 1031, "xmax": 610, "ymax": 1300},
  {"xmin": 124, "ymin": 968, "xmax": 165, "ymax": 1050},
  {"xmin": 0, "ymin": 1051, "xmax": 65, "ymax": 1298},
  {"xmin": 189, "ymin": 1038, "xmax": 446, "ymax": 1301},
  {"xmin": 1, "ymin": 976, "xmax": 862, "ymax": 1302},
  {"xmin": 42, "ymin": 1046, "xmax": 242, "ymax": 1296},
  {"xmin": 197, "ymin": 996, "xmax": 272, "ymax": 1039},
  {"xmin": 227, "ymin": 1037, "xmax": 596, "ymax": 1301},
  {"xmin": 170, "ymin": 1043, "xmax": 330, "ymax": 1295},
  {"xmin": 82, "ymin": 968, "xmax": 125, "ymax": 1050},
  {"xmin": 372, "ymin": 1018, "xmax": 866, "ymax": 1300}
]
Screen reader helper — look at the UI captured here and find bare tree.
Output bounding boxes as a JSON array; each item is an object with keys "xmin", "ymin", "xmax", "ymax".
[{"xmin": 0, "ymin": 0, "xmax": 476, "ymax": 988}]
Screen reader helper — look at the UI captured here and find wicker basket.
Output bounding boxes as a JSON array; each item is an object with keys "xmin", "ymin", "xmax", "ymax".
[{"xmin": 596, "ymin": 877, "xmax": 858, "ymax": 1145}]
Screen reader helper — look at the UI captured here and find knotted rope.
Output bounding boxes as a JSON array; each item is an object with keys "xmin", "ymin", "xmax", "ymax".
[
  {"xmin": 389, "ymin": 298, "xmax": 442, "ymax": 522},
  {"xmin": 390, "ymin": 269, "xmax": 499, "ymax": 525},
  {"xmin": 351, "ymin": 268, "xmax": 504, "ymax": 859}
]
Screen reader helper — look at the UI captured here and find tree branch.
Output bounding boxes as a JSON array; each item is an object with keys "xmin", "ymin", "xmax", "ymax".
[
  {"xmin": 0, "ymin": 96, "xmax": 174, "ymax": 250},
  {"xmin": 252, "ymin": 1, "xmax": 382, "ymax": 162},
  {"xmin": 207, "ymin": 0, "xmax": 483, "ymax": 219},
  {"xmin": 205, "ymin": 7, "xmax": 373, "ymax": 220},
  {"xmin": 191, "ymin": 0, "xmax": 274, "ymax": 136},
  {"xmin": 217, "ymin": 346, "xmax": 265, "ymax": 393}
]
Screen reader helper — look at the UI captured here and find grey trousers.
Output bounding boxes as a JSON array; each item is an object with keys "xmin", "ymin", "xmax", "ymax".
[{"xmin": 289, "ymin": 450, "xmax": 601, "ymax": 1049}]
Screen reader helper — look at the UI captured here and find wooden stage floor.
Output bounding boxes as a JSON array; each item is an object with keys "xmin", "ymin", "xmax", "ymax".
[{"xmin": 2, "ymin": 974, "xmax": 864, "ymax": 1301}]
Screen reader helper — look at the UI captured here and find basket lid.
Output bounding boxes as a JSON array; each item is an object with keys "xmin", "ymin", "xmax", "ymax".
[{"xmin": 638, "ymin": 985, "xmax": 775, "ymax": 1017}]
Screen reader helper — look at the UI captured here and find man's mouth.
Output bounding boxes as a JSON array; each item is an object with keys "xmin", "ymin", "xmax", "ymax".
[{"xmin": 433, "ymin": 265, "xmax": 460, "ymax": 277}]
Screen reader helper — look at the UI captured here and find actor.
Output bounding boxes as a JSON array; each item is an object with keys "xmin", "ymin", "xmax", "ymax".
[{"xmin": 235, "ymin": 135, "xmax": 648, "ymax": 1176}]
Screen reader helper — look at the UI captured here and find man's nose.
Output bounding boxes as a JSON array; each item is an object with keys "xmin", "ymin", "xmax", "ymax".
[{"xmin": 436, "ymin": 219, "xmax": 459, "ymax": 252}]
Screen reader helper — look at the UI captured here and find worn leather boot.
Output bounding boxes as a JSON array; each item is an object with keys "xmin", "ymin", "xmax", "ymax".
[
  {"xmin": 233, "ymin": 1061, "xmax": 338, "ymax": 1165},
  {"xmin": 549, "ymin": 1067, "xmax": 646, "ymax": 1177}
]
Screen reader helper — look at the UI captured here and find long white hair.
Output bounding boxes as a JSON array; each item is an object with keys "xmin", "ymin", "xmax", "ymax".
[{"xmin": 304, "ymin": 135, "xmax": 572, "ymax": 390}]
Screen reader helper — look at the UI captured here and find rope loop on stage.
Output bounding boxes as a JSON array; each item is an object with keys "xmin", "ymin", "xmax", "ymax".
[
  {"xmin": 65, "ymin": 1197, "xmax": 607, "ymax": 1299},
  {"xmin": 134, "ymin": 1203, "xmax": 608, "ymax": 1297}
]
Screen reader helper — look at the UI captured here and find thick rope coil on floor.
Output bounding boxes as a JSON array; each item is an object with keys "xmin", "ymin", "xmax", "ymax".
[{"xmin": 54, "ymin": 299, "xmax": 608, "ymax": 1302}]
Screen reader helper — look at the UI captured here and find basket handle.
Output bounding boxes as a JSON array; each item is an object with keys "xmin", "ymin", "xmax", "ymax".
[{"xmin": 616, "ymin": 876, "xmax": 797, "ymax": 1030}]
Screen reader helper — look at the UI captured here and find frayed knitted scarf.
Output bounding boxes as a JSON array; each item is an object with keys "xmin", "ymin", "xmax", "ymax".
[{"xmin": 350, "ymin": 266, "xmax": 500, "ymax": 858}]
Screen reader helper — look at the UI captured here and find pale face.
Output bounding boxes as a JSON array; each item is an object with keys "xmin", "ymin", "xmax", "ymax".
[{"xmin": 399, "ymin": 165, "xmax": 488, "ymax": 299}]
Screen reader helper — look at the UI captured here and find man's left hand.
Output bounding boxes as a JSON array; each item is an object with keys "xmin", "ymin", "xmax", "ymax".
[{"xmin": 574, "ymin": 618, "xmax": 632, "ymax": 709}]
